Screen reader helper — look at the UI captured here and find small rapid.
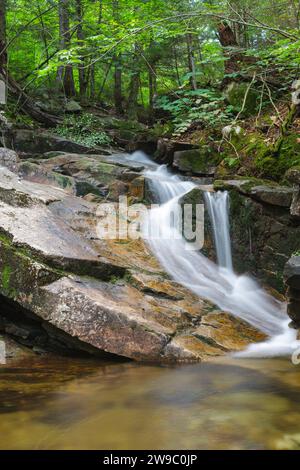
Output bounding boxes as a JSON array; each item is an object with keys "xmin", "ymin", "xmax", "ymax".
[{"xmin": 129, "ymin": 151, "xmax": 299, "ymax": 357}]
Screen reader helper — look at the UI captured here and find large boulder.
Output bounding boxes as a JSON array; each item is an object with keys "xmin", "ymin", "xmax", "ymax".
[
  {"xmin": 0, "ymin": 166, "xmax": 264, "ymax": 362},
  {"xmin": 173, "ymin": 148, "xmax": 220, "ymax": 176},
  {"xmin": 65, "ymin": 100, "xmax": 82, "ymax": 113},
  {"xmin": 4, "ymin": 129, "xmax": 112, "ymax": 156}
]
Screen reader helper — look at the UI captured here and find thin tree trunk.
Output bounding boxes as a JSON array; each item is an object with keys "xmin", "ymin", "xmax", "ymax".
[
  {"xmin": 37, "ymin": 3, "xmax": 50, "ymax": 66},
  {"xmin": 89, "ymin": 0, "xmax": 103, "ymax": 99},
  {"xmin": 113, "ymin": 0, "xmax": 123, "ymax": 115},
  {"xmin": 97, "ymin": 60, "xmax": 113, "ymax": 100},
  {"xmin": 148, "ymin": 64, "xmax": 157, "ymax": 113},
  {"xmin": 57, "ymin": 0, "xmax": 75, "ymax": 97},
  {"xmin": 114, "ymin": 59, "xmax": 123, "ymax": 114},
  {"xmin": 186, "ymin": 33, "xmax": 197, "ymax": 91},
  {"xmin": 148, "ymin": 37, "xmax": 157, "ymax": 115},
  {"xmin": 127, "ymin": 44, "xmax": 140, "ymax": 120},
  {"xmin": 0, "ymin": 0, "xmax": 7, "ymax": 72},
  {"xmin": 173, "ymin": 42, "xmax": 181, "ymax": 86},
  {"xmin": 76, "ymin": 0, "xmax": 87, "ymax": 98},
  {"xmin": 90, "ymin": 63, "xmax": 95, "ymax": 99}
]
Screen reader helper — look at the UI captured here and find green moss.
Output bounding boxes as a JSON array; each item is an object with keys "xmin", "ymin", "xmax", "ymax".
[
  {"xmin": 0, "ymin": 229, "xmax": 68, "ymax": 279},
  {"xmin": 219, "ymin": 130, "xmax": 300, "ymax": 182},
  {"xmin": 226, "ymin": 82, "xmax": 259, "ymax": 117},
  {"xmin": 2, "ymin": 265, "xmax": 12, "ymax": 292},
  {"xmin": 176, "ymin": 147, "xmax": 221, "ymax": 174},
  {"xmin": 254, "ymin": 133, "xmax": 300, "ymax": 180},
  {"xmin": 213, "ymin": 177, "xmax": 279, "ymax": 194}
]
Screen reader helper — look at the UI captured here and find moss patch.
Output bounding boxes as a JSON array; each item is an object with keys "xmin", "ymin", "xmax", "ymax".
[
  {"xmin": 2, "ymin": 265, "xmax": 12, "ymax": 292},
  {"xmin": 174, "ymin": 147, "xmax": 221, "ymax": 175},
  {"xmin": 225, "ymin": 82, "xmax": 259, "ymax": 117}
]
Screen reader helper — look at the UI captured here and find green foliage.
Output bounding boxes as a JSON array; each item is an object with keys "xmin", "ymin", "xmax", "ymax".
[
  {"xmin": 55, "ymin": 113, "xmax": 112, "ymax": 147},
  {"xmin": 3, "ymin": 0, "xmax": 300, "ymax": 145},
  {"xmin": 224, "ymin": 156, "xmax": 240, "ymax": 169},
  {"xmin": 156, "ymin": 89, "xmax": 235, "ymax": 136}
]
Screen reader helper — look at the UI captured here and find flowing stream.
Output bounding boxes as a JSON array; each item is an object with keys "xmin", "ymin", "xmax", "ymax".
[{"xmin": 127, "ymin": 151, "xmax": 300, "ymax": 357}]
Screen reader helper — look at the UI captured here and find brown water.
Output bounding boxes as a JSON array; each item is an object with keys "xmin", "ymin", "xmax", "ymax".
[{"xmin": 1, "ymin": 356, "xmax": 300, "ymax": 450}]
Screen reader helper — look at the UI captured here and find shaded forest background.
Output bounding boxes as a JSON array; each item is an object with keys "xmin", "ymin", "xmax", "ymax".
[{"xmin": 0, "ymin": 0, "xmax": 300, "ymax": 173}]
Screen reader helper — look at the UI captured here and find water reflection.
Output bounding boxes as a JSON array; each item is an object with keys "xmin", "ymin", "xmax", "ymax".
[{"xmin": 1, "ymin": 357, "xmax": 300, "ymax": 449}]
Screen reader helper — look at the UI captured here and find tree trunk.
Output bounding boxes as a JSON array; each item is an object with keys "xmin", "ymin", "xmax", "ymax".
[
  {"xmin": 76, "ymin": 0, "xmax": 87, "ymax": 98},
  {"xmin": 173, "ymin": 42, "xmax": 181, "ymax": 86},
  {"xmin": 218, "ymin": 22, "xmax": 241, "ymax": 77},
  {"xmin": 114, "ymin": 59, "xmax": 123, "ymax": 114},
  {"xmin": 186, "ymin": 33, "xmax": 197, "ymax": 91},
  {"xmin": 113, "ymin": 1, "xmax": 123, "ymax": 115},
  {"xmin": 0, "ymin": 0, "xmax": 7, "ymax": 72},
  {"xmin": 58, "ymin": 0, "xmax": 75, "ymax": 97},
  {"xmin": 148, "ymin": 63, "xmax": 157, "ymax": 114},
  {"xmin": 128, "ymin": 73, "xmax": 139, "ymax": 120},
  {"xmin": 89, "ymin": 0, "xmax": 103, "ymax": 99},
  {"xmin": 127, "ymin": 43, "xmax": 140, "ymax": 121}
]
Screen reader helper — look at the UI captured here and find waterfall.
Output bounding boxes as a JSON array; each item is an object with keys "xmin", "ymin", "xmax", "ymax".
[
  {"xmin": 204, "ymin": 191, "xmax": 233, "ymax": 271},
  {"xmin": 129, "ymin": 151, "xmax": 300, "ymax": 356}
]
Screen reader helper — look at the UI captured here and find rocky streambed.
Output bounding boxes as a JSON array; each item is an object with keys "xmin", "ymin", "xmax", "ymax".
[{"xmin": 0, "ymin": 131, "xmax": 298, "ymax": 364}]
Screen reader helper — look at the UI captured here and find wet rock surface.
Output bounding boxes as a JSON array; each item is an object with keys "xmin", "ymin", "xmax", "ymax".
[
  {"xmin": 284, "ymin": 256, "xmax": 300, "ymax": 327},
  {"xmin": 0, "ymin": 146, "xmax": 265, "ymax": 362}
]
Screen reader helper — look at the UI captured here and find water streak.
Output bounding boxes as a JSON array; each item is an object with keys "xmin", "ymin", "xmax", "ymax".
[{"xmin": 204, "ymin": 191, "xmax": 233, "ymax": 270}]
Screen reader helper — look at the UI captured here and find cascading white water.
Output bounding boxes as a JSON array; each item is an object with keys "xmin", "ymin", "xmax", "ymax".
[
  {"xmin": 204, "ymin": 191, "xmax": 233, "ymax": 271},
  {"xmin": 129, "ymin": 151, "xmax": 300, "ymax": 356}
]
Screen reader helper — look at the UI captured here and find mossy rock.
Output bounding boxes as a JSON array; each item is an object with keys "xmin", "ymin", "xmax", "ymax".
[
  {"xmin": 255, "ymin": 133, "xmax": 300, "ymax": 181},
  {"xmin": 225, "ymin": 82, "xmax": 259, "ymax": 117},
  {"xmin": 173, "ymin": 147, "xmax": 221, "ymax": 176},
  {"xmin": 285, "ymin": 165, "xmax": 300, "ymax": 185},
  {"xmin": 18, "ymin": 161, "xmax": 76, "ymax": 194}
]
